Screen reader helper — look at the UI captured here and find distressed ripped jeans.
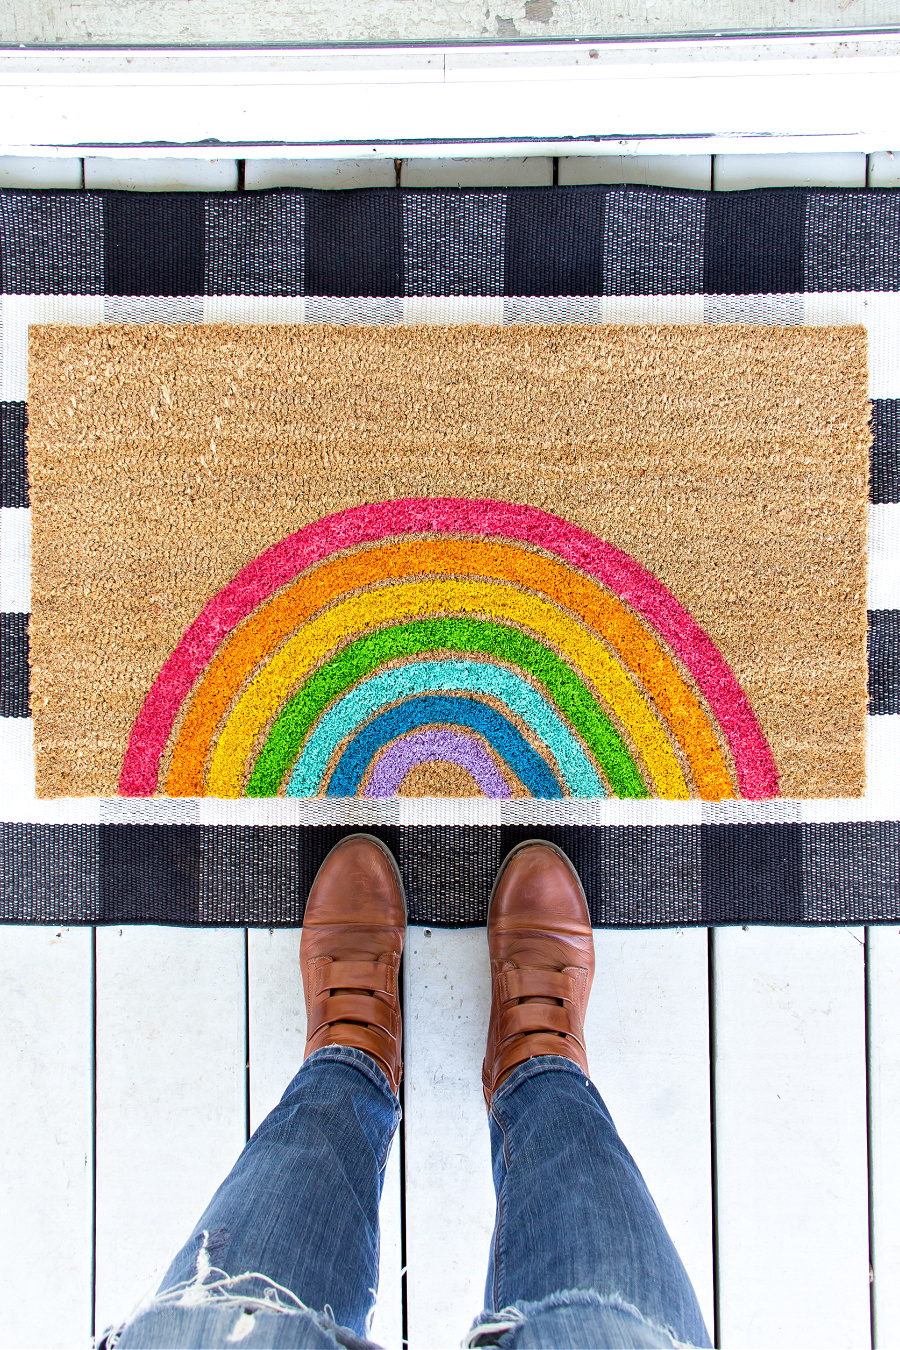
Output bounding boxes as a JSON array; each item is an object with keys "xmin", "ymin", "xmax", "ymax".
[{"xmin": 105, "ymin": 1048, "xmax": 711, "ymax": 1350}]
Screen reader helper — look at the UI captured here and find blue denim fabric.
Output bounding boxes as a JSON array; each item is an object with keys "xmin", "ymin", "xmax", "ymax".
[
  {"xmin": 469, "ymin": 1055, "xmax": 711, "ymax": 1348},
  {"xmin": 466, "ymin": 1293, "xmax": 698, "ymax": 1349},
  {"xmin": 111, "ymin": 1047, "xmax": 399, "ymax": 1350},
  {"xmin": 106, "ymin": 1050, "xmax": 710, "ymax": 1350}
]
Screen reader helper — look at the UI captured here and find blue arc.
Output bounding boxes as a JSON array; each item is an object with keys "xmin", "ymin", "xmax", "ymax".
[
  {"xmin": 317, "ymin": 695, "xmax": 564, "ymax": 798},
  {"xmin": 284, "ymin": 658, "xmax": 605, "ymax": 798}
]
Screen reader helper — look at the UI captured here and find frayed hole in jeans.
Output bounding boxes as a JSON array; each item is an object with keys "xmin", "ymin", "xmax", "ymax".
[
  {"xmin": 226, "ymin": 1307, "xmax": 259, "ymax": 1344},
  {"xmin": 464, "ymin": 1310, "xmax": 526, "ymax": 1348}
]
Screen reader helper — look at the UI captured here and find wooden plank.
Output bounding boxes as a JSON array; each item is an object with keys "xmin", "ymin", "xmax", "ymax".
[
  {"xmin": 588, "ymin": 929, "xmax": 714, "ymax": 1335},
  {"xmin": 94, "ymin": 927, "xmax": 247, "ymax": 1336},
  {"xmin": 403, "ymin": 928, "xmax": 495, "ymax": 1350},
  {"xmin": 401, "ymin": 157, "xmax": 553, "ymax": 187},
  {"xmin": 869, "ymin": 152, "xmax": 900, "ymax": 187},
  {"xmin": 247, "ymin": 928, "xmax": 307, "ymax": 1132},
  {"xmin": 713, "ymin": 151, "xmax": 866, "ymax": 190},
  {"xmin": 403, "ymin": 926, "xmax": 713, "ymax": 1347},
  {"xmin": 0, "ymin": 926, "xmax": 93, "ymax": 1350},
  {"xmin": 247, "ymin": 927, "xmax": 403, "ymax": 1350},
  {"xmin": 714, "ymin": 927, "xmax": 870, "ymax": 1350},
  {"xmin": 83, "ymin": 156, "xmax": 238, "ymax": 190},
  {"xmin": 245, "ymin": 158, "xmax": 395, "ymax": 190},
  {"xmin": 0, "ymin": 154, "xmax": 81, "ymax": 187},
  {"xmin": 373, "ymin": 1124, "xmax": 403, "ymax": 1350},
  {"xmin": 868, "ymin": 925, "xmax": 900, "ymax": 1348},
  {"xmin": 559, "ymin": 154, "xmax": 711, "ymax": 188}
]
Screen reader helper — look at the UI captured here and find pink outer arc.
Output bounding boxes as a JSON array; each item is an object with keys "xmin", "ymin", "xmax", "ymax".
[{"xmin": 119, "ymin": 497, "xmax": 779, "ymax": 799}]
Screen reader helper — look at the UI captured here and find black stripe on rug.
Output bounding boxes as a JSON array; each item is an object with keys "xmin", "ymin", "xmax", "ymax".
[
  {"xmin": 0, "ymin": 191, "xmax": 103, "ymax": 294},
  {"xmin": 306, "ymin": 189, "xmax": 403, "ymax": 298},
  {"xmin": 1, "ymin": 821, "xmax": 897, "ymax": 927},
  {"xmin": 0, "ymin": 402, "xmax": 27, "ymax": 508},
  {"xmin": 504, "ymin": 187, "xmax": 607, "ymax": 297},
  {"xmin": 869, "ymin": 610, "xmax": 900, "ymax": 714},
  {"xmin": 0, "ymin": 614, "xmax": 28, "ymax": 717},
  {"xmin": 103, "ymin": 192, "xmax": 206, "ymax": 297},
  {"xmin": 872, "ymin": 400, "xmax": 899, "ymax": 504},
  {"xmin": 703, "ymin": 189, "xmax": 806, "ymax": 296}
]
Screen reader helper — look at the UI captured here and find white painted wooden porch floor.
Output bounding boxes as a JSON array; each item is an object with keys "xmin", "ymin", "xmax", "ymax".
[
  {"xmin": 2, "ymin": 923, "xmax": 900, "ymax": 1349},
  {"xmin": 1, "ymin": 150, "xmax": 899, "ymax": 1350}
]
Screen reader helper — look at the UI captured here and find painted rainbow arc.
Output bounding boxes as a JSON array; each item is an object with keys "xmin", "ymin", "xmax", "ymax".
[{"xmin": 119, "ymin": 498, "xmax": 779, "ymax": 801}]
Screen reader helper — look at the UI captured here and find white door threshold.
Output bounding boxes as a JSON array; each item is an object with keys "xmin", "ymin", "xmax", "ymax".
[{"xmin": 1, "ymin": 33, "xmax": 899, "ymax": 159}]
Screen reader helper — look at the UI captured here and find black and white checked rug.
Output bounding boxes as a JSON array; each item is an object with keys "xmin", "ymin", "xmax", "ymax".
[{"xmin": 0, "ymin": 184, "xmax": 897, "ymax": 926}]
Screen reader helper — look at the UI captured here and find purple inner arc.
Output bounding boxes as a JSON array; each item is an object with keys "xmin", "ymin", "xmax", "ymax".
[{"xmin": 363, "ymin": 728, "xmax": 513, "ymax": 798}]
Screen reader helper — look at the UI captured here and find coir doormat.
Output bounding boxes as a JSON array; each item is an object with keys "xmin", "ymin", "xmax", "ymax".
[
  {"xmin": 29, "ymin": 322, "xmax": 869, "ymax": 805},
  {"xmin": 1, "ymin": 184, "xmax": 898, "ymax": 926}
]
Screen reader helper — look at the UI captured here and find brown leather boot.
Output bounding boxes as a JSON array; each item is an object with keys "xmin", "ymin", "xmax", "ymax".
[
  {"xmin": 300, "ymin": 834, "xmax": 406, "ymax": 1094},
  {"xmin": 482, "ymin": 839, "xmax": 594, "ymax": 1108}
]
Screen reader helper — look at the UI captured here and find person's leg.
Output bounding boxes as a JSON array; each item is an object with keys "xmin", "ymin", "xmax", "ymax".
[
  {"xmin": 471, "ymin": 841, "xmax": 710, "ymax": 1350},
  {"xmin": 109, "ymin": 834, "xmax": 407, "ymax": 1350},
  {"xmin": 164, "ymin": 1046, "xmax": 398, "ymax": 1320},
  {"xmin": 112, "ymin": 1046, "xmax": 398, "ymax": 1350},
  {"xmin": 477, "ymin": 1056, "xmax": 710, "ymax": 1348}
]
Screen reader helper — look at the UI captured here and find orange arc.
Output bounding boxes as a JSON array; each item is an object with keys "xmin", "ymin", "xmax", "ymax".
[{"xmin": 165, "ymin": 538, "xmax": 733, "ymax": 798}]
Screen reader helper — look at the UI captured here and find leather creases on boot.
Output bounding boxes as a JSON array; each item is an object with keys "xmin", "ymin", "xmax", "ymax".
[
  {"xmin": 300, "ymin": 834, "xmax": 406, "ymax": 1095},
  {"xmin": 482, "ymin": 840, "xmax": 595, "ymax": 1108}
]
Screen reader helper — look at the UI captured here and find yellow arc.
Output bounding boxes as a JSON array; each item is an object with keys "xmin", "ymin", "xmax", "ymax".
[{"xmin": 205, "ymin": 578, "xmax": 693, "ymax": 799}]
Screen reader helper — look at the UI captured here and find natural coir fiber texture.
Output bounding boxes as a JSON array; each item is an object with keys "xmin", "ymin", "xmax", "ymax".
[{"xmin": 27, "ymin": 322, "xmax": 870, "ymax": 800}]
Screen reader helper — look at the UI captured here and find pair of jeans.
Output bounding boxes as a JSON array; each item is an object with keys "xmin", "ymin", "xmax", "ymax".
[{"xmin": 107, "ymin": 1047, "xmax": 711, "ymax": 1350}]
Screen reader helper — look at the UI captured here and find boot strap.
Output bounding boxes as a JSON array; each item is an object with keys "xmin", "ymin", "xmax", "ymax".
[
  {"xmin": 312, "ymin": 957, "xmax": 397, "ymax": 997},
  {"xmin": 308, "ymin": 991, "xmax": 399, "ymax": 1039},
  {"xmin": 497, "ymin": 968, "xmax": 579, "ymax": 1004},
  {"xmin": 497, "ymin": 1000, "xmax": 583, "ymax": 1044}
]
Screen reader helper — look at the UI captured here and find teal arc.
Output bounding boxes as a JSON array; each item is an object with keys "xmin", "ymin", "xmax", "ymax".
[
  {"xmin": 279, "ymin": 659, "xmax": 607, "ymax": 798},
  {"xmin": 248, "ymin": 619, "xmax": 647, "ymax": 798}
]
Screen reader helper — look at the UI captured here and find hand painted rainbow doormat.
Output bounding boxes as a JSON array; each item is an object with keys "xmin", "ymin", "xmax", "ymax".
[
  {"xmin": 28, "ymin": 322, "xmax": 869, "ymax": 804},
  {"xmin": 1, "ymin": 184, "xmax": 899, "ymax": 926}
]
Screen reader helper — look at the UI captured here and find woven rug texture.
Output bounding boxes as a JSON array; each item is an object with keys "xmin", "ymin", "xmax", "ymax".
[{"xmin": 0, "ymin": 184, "xmax": 898, "ymax": 925}]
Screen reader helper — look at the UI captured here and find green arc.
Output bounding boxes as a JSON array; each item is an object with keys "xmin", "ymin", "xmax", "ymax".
[{"xmin": 247, "ymin": 616, "xmax": 651, "ymax": 798}]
